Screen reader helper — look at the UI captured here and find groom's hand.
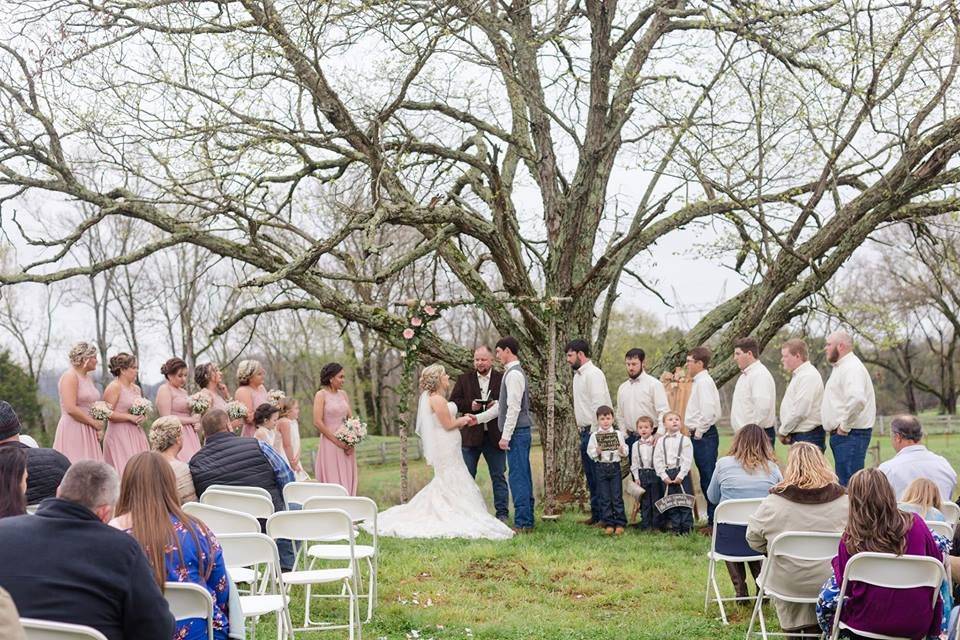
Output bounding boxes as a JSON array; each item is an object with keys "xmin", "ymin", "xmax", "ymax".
[{"xmin": 499, "ymin": 438, "xmax": 509, "ymax": 451}]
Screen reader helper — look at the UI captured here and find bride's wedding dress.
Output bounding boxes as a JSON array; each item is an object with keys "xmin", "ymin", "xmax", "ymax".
[{"xmin": 374, "ymin": 392, "xmax": 514, "ymax": 539}]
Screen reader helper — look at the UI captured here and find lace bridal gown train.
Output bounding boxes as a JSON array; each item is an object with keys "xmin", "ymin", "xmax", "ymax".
[{"xmin": 374, "ymin": 393, "xmax": 514, "ymax": 540}]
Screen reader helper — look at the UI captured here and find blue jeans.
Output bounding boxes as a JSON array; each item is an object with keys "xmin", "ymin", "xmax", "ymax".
[
  {"xmin": 580, "ymin": 429, "xmax": 601, "ymax": 521},
  {"xmin": 693, "ymin": 425, "xmax": 719, "ymax": 524},
  {"xmin": 791, "ymin": 426, "xmax": 826, "ymax": 452},
  {"xmin": 830, "ymin": 428, "xmax": 872, "ymax": 486},
  {"xmin": 596, "ymin": 462, "xmax": 626, "ymax": 527},
  {"xmin": 507, "ymin": 427, "xmax": 534, "ymax": 529},
  {"xmin": 462, "ymin": 442, "xmax": 509, "ymax": 519}
]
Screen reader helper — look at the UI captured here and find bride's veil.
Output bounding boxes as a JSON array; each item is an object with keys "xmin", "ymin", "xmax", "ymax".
[{"xmin": 415, "ymin": 391, "xmax": 437, "ymax": 466}]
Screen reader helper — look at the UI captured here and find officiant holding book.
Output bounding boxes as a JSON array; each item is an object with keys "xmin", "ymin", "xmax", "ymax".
[{"xmin": 450, "ymin": 345, "xmax": 509, "ymax": 522}]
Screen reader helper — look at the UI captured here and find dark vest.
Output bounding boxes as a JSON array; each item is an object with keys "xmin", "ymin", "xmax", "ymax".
[
  {"xmin": 498, "ymin": 364, "xmax": 534, "ymax": 433},
  {"xmin": 0, "ymin": 441, "xmax": 70, "ymax": 505},
  {"xmin": 189, "ymin": 432, "xmax": 284, "ymax": 512}
]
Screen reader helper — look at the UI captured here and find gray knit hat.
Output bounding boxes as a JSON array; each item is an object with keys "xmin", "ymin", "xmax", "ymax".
[{"xmin": 0, "ymin": 401, "xmax": 21, "ymax": 440}]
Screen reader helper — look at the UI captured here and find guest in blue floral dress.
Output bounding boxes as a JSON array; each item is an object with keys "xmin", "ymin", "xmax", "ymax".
[{"xmin": 110, "ymin": 451, "xmax": 230, "ymax": 640}]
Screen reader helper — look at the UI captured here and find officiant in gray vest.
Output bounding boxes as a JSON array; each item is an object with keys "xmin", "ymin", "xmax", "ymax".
[{"xmin": 450, "ymin": 345, "xmax": 508, "ymax": 521}]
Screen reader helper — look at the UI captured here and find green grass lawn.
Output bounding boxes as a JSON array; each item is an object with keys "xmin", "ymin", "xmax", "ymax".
[{"xmin": 259, "ymin": 431, "xmax": 960, "ymax": 639}]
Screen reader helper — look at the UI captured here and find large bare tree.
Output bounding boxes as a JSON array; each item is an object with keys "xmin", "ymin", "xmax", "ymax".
[{"xmin": 1, "ymin": 0, "xmax": 959, "ymax": 510}]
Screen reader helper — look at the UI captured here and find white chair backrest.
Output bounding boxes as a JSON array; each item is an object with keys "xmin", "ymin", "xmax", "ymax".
[
  {"xmin": 940, "ymin": 502, "xmax": 960, "ymax": 525},
  {"xmin": 203, "ymin": 484, "xmax": 272, "ymax": 501},
  {"xmin": 843, "ymin": 552, "xmax": 944, "ymax": 590},
  {"xmin": 164, "ymin": 582, "xmax": 214, "ymax": 621},
  {"xmin": 768, "ymin": 531, "xmax": 843, "ymax": 561},
  {"xmin": 283, "ymin": 482, "xmax": 348, "ymax": 505},
  {"xmin": 200, "ymin": 490, "xmax": 274, "ymax": 519},
  {"xmin": 267, "ymin": 508, "xmax": 355, "ymax": 545},
  {"xmin": 714, "ymin": 498, "xmax": 765, "ymax": 526},
  {"xmin": 21, "ymin": 619, "xmax": 108, "ymax": 640},
  {"xmin": 301, "ymin": 496, "xmax": 377, "ymax": 524},
  {"xmin": 182, "ymin": 502, "xmax": 260, "ymax": 535},
  {"xmin": 218, "ymin": 532, "xmax": 282, "ymax": 572},
  {"xmin": 926, "ymin": 520, "xmax": 954, "ymax": 539}
]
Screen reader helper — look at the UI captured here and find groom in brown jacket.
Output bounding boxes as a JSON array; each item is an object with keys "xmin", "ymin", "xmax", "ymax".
[{"xmin": 450, "ymin": 345, "xmax": 509, "ymax": 521}]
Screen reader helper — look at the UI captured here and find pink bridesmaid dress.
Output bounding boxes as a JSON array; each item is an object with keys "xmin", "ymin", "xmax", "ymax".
[
  {"xmin": 168, "ymin": 385, "xmax": 202, "ymax": 462},
  {"xmin": 315, "ymin": 389, "xmax": 358, "ymax": 495},
  {"xmin": 53, "ymin": 371, "xmax": 104, "ymax": 463},
  {"xmin": 205, "ymin": 389, "xmax": 228, "ymax": 414},
  {"xmin": 241, "ymin": 386, "xmax": 269, "ymax": 438},
  {"xmin": 102, "ymin": 384, "xmax": 149, "ymax": 475}
]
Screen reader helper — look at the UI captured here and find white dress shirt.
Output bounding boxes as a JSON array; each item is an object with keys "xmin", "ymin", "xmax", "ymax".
[
  {"xmin": 630, "ymin": 437, "xmax": 657, "ymax": 479},
  {"xmin": 821, "ymin": 352, "xmax": 876, "ymax": 432},
  {"xmin": 473, "ymin": 361, "xmax": 526, "ymax": 442},
  {"xmin": 476, "ymin": 371, "xmax": 491, "ymax": 401},
  {"xmin": 779, "ymin": 361, "xmax": 824, "ymax": 436},
  {"xmin": 653, "ymin": 431, "xmax": 693, "ymax": 482},
  {"xmin": 616, "ymin": 372, "xmax": 670, "ymax": 433},
  {"xmin": 587, "ymin": 427, "xmax": 628, "ymax": 463},
  {"xmin": 572, "ymin": 360, "xmax": 613, "ymax": 432},
  {"xmin": 685, "ymin": 370, "xmax": 722, "ymax": 438},
  {"xmin": 730, "ymin": 359, "xmax": 777, "ymax": 431},
  {"xmin": 878, "ymin": 444, "xmax": 957, "ymax": 501}
]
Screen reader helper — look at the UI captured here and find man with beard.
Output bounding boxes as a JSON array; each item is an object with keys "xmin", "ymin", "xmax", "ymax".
[
  {"xmin": 450, "ymin": 345, "xmax": 508, "ymax": 522},
  {"xmin": 615, "ymin": 348, "xmax": 670, "ymax": 446},
  {"xmin": 821, "ymin": 330, "xmax": 876, "ymax": 486},
  {"xmin": 567, "ymin": 338, "xmax": 613, "ymax": 526}
]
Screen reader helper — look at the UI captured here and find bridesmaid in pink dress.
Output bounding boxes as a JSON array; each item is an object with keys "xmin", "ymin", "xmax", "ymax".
[
  {"xmin": 102, "ymin": 353, "xmax": 150, "ymax": 475},
  {"xmin": 156, "ymin": 357, "xmax": 202, "ymax": 462},
  {"xmin": 53, "ymin": 341, "xmax": 104, "ymax": 462},
  {"xmin": 235, "ymin": 360, "xmax": 268, "ymax": 438},
  {"xmin": 194, "ymin": 362, "xmax": 230, "ymax": 414},
  {"xmin": 313, "ymin": 362, "xmax": 358, "ymax": 495}
]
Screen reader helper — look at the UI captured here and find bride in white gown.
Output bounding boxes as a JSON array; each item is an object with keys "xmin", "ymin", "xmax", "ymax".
[{"xmin": 375, "ymin": 364, "xmax": 514, "ymax": 540}]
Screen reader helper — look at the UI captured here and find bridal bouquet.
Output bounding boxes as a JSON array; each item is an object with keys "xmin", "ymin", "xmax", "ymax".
[
  {"xmin": 128, "ymin": 397, "xmax": 153, "ymax": 417},
  {"xmin": 267, "ymin": 389, "xmax": 286, "ymax": 407},
  {"xmin": 334, "ymin": 417, "xmax": 367, "ymax": 448},
  {"xmin": 225, "ymin": 401, "xmax": 248, "ymax": 420},
  {"xmin": 90, "ymin": 401, "xmax": 112, "ymax": 422},
  {"xmin": 188, "ymin": 392, "xmax": 211, "ymax": 415}
]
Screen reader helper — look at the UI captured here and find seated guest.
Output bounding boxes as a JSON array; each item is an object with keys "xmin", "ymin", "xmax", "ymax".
[
  {"xmin": 0, "ymin": 461, "xmax": 174, "ymax": 640},
  {"xmin": 0, "ymin": 447, "xmax": 27, "ymax": 518},
  {"xmin": 900, "ymin": 477, "xmax": 947, "ymax": 522},
  {"xmin": 747, "ymin": 442, "xmax": 847, "ymax": 637},
  {"xmin": 149, "ymin": 416, "xmax": 198, "ymax": 504},
  {"xmin": 111, "ymin": 452, "xmax": 229, "ymax": 640},
  {"xmin": 818, "ymin": 468, "xmax": 944, "ymax": 639},
  {"xmin": 0, "ymin": 587, "xmax": 25, "ymax": 640},
  {"xmin": 878, "ymin": 414, "xmax": 956, "ymax": 501},
  {"xmin": 707, "ymin": 423, "xmax": 782, "ymax": 601},
  {"xmin": 189, "ymin": 409, "xmax": 295, "ymax": 570},
  {"xmin": 0, "ymin": 400, "xmax": 70, "ymax": 504}
]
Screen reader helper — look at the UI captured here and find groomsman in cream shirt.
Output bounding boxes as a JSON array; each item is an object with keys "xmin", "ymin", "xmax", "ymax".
[
  {"xmin": 778, "ymin": 338, "xmax": 825, "ymax": 451},
  {"xmin": 684, "ymin": 346, "xmax": 722, "ymax": 525},
  {"xmin": 730, "ymin": 337, "xmax": 778, "ymax": 446},
  {"xmin": 821, "ymin": 330, "xmax": 876, "ymax": 486},
  {"xmin": 616, "ymin": 347, "xmax": 670, "ymax": 439}
]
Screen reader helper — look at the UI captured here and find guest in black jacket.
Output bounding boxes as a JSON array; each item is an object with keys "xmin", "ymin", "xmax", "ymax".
[
  {"xmin": 0, "ymin": 401, "xmax": 70, "ymax": 504},
  {"xmin": 449, "ymin": 345, "xmax": 508, "ymax": 521},
  {"xmin": 0, "ymin": 460, "xmax": 174, "ymax": 640}
]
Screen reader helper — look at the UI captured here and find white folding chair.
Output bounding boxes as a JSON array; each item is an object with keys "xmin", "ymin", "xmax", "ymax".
[
  {"xmin": 302, "ymin": 496, "xmax": 379, "ymax": 623},
  {"xmin": 927, "ymin": 519, "xmax": 955, "ymax": 538},
  {"xmin": 746, "ymin": 531, "xmax": 842, "ymax": 639},
  {"xmin": 704, "ymin": 498, "xmax": 766, "ymax": 625},
  {"xmin": 217, "ymin": 533, "xmax": 294, "ymax": 640},
  {"xmin": 182, "ymin": 502, "xmax": 262, "ymax": 589},
  {"xmin": 940, "ymin": 502, "xmax": 960, "ymax": 525},
  {"xmin": 201, "ymin": 490, "xmax": 275, "ymax": 520},
  {"xmin": 267, "ymin": 509, "xmax": 360, "ymax": 639},
  {"xmin": 204, "ymin": 485, "xmax": 274, "ymax": 501},
  {"xmin": 164, "ymin": 582, "xmax": 214, "ymax": 640},
  {"xmin": 830, "ymin": 552, "xmax": 944, "ymax": 639},
  {"xmin": 283, "ymin": 482, "xmax": 348, "ymax": 507},
  {"xmin": 20, "ymin": 618, "xmax": 108, "ymax": 640}
]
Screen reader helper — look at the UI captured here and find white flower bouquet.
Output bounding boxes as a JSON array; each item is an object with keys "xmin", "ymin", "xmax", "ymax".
[
  {"xmin": 128, "ymin": 397, "xmax": 153, "ymax": 417},
  {"xmin": 225, "ymin": 401, "xmax": 248, "ymax": 420},
  {"xmin": 90, "ymin": 401, "xmax": 112, "ymax": 422},
  {"xmin": 188, "ymin": 392, "xmax": 211, "ymax": 415},
  {"xmin": 334, "ymin": 417, "xmax": 368, "ymax": 448}
]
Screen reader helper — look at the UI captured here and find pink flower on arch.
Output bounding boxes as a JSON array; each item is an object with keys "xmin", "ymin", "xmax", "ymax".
[
  {"xmin": 410, "ymin": 317, "xmax": 423, "ymax": 327},
  {"xmin": 403, "ymin": 328, "xmax": 415, "ymax": 340},
  {"xmin": 424, "ymin": 305, "xmax": 437, "ymax": 316}
]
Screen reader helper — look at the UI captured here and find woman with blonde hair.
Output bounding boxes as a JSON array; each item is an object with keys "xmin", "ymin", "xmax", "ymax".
[
  {"xmin": 276, "ymin": 397, "xmax": 308, "ymax": 481},
  {"xmin": 900, "ymin": 477, "xmax": 947, "ymax": 522},
  {"xmin": 148, "ymin": 416, "xmax": 197, "ymax": 504},
  {"xmin": 234, "ymin": 360, "xmax": 268, "ymax": 438},
  {"xmin": 746, "ymin": 442, "xmax": 847, "ymax": 636},
  {"xmin": 53, "ymin": 341, "xmax": 104, "ymax": 462},
  {"xmin": 110, "ymin": 452, "xmax": 229, "ymax": 640},
  {"xmin": 372, "ymin": 363, "xmax": 514, "ymax": 539},
  {"xmin": 706, "ymin": 424, "xmax": 783, "ymax": 600}
]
